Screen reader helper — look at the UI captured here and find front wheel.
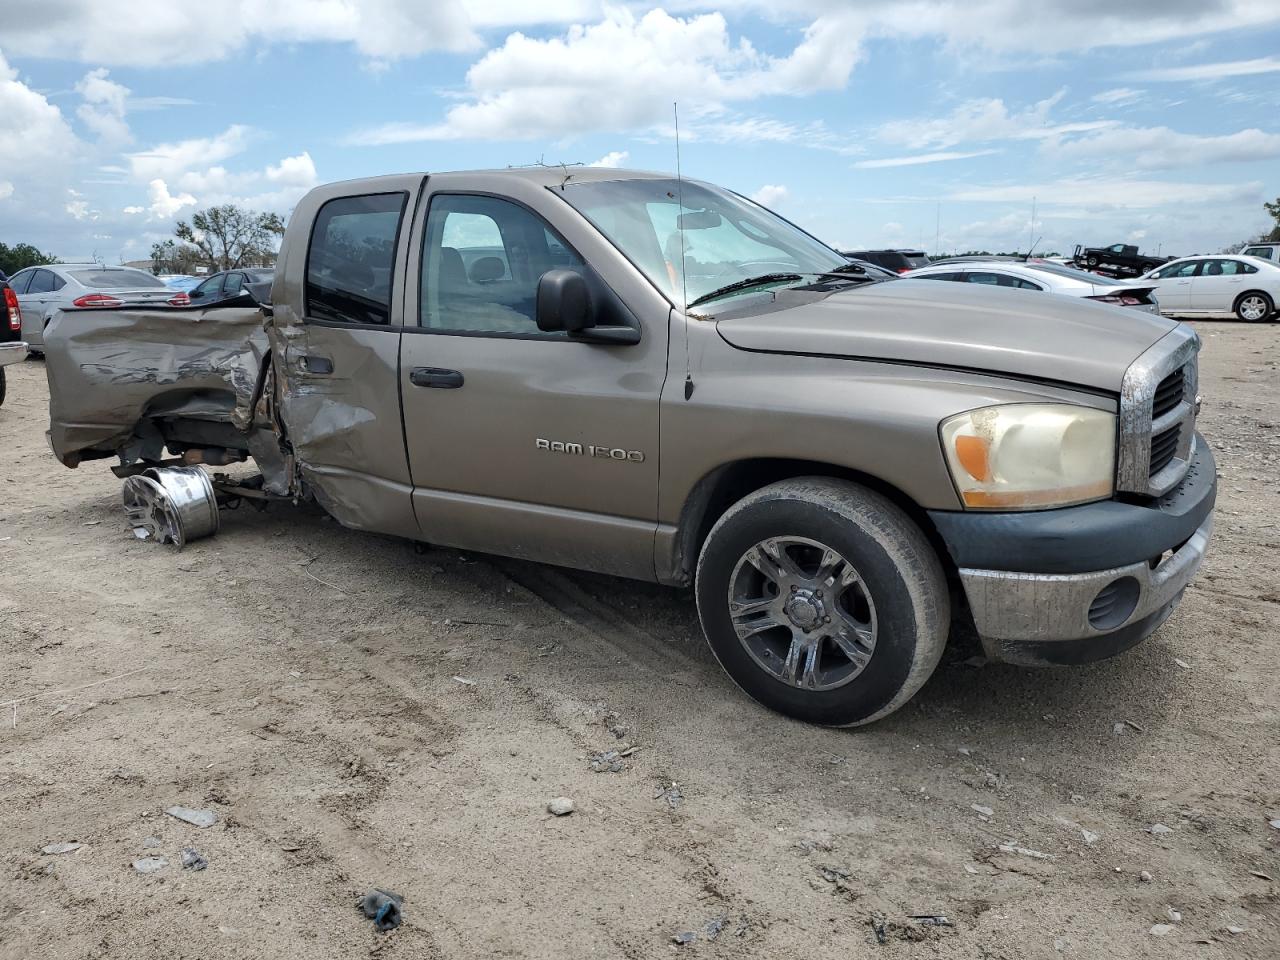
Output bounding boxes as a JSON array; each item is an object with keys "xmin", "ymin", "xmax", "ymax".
[
  {"xmin": 695, "ymin": 478, "xmax": 950, "ymax": 726},
  {"xmin": 1236, "ymin": 291, "xmax": 1274, "ymax": 322}
]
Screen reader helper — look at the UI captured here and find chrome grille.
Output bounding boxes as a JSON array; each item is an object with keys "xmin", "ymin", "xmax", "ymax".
[{"xmin": 1117, "ymin": 326, "xmax": 1200, "ymax": 497}]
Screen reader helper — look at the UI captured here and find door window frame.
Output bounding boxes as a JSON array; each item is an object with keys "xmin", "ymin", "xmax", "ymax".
[
  {"xmin": 303, "ymin": 190, "xmax": 410, "ymax": 331},
  {"xmin": 409, "ymin": 190, "xmax": 629, "ymax": 342}
]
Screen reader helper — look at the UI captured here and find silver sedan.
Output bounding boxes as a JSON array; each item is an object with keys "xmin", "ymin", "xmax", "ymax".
[
  {"xmin": 8, "ymin": 263, "xmax": 184, "ymax": 352},
  {"xmin": 904, "ymin": 259, "xmax": 1160, "ymax": 313}
]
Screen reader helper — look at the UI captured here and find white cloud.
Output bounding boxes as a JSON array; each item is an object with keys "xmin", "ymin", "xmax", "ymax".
[
  {"xmin": 75, "ymin": 67, "xmax": 131, "ymax": 143},
  {"xmin": 1124, "ymin": 55, "xmax": 1280, "ymax": 83},
  {"xmin": 0, "ymin": 182, "xmax": 13, "ymax": 201},
  {"xmin": 1054, "ymin": 126, "xmax": 1280, "ymax": 171},
  {"xmin": 0, "ymin": 49, "xmax": 78, "ymax": 178},
  {"xmin": 749, "ymin": 184, "xmax": 789, "ymax": 207},
  {"xmin": 1091, "ymin": 87, "xmax": 1144, "ymax": 105},
  {"xmin": 855, "ymin": 149, "xmax": 1000, "ymax": 169},
  {"xmin": 123, "ymin": 205, "xmax": 144, "ymax": 215},
  {"xmin": 876, "ymin": 90, "xmax": 1116, "ymax": 150},
  {"xmin": 127, "ymin": 125, "xmax": 253, "ymax": 182},
  {"xmin": 950, "ymin": 176, "xmax": 1263, "ymax": 210},
  {"xmin": 350, "ymin": 8, "xmax": 865, "ymax": 143},
  {"xmin": 590, "ymin": 150, "xmax": 629, "ymax": 168},
  {"xmin": 265, "ymin": 152, "xmax": 317, "ymax": 186},
  {"xmin": 145, "ymin": 179, "xmax": 197, "ymax": 221}
]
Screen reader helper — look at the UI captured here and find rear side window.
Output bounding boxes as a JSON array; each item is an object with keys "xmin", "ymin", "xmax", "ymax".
[
  {"xmin": 307, "ymin": 192, "xmax": 407, "ymax": 326},
  {"xmin": 916, "ymin": 272, "xmax": 961, "ymax": 282},
  {"xmin": 27, "ymin": 270, "xmax": 58, "ymax": 294},
  {"xmin": 1243, "ymin": 247, "xmax": 1275, "ymax": 260}
]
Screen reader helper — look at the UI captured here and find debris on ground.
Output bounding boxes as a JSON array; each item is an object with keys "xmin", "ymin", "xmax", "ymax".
[
  {"xmin": 1139, "ymin": 871, "xmax": 1154, "ymax": 882},
  {"xmin": 1080, "ymin": 829, "xmax": 1099, "ymax": 844},
  {"xmin": 795, "ymin": 833, "xmax": 835, "ymax": 855},
  {"xmin": 547, "ymin": 797, "xmax": 575, "ymax": 817},
  {"xmin": 452, "ymin": 676, "xmax": 476, "ymax": 686},
  {"xmin": 181, "ymin": 847, "xmax": 208, "ymax": 871},
  {"xmin": 1149, "ymin": 923, "xmax": 1175, "ymax": 936},
  {"xmin": 1249, "ymin": 870, "xmax": 1274, "ymax": 881},
  {"xmin": 971, "ymin": 804, "xmax": 993, "ymax": 818},
  {"xmin": 1269, "ymin": 818, "xmax": 1280, "ymax": 829},
  {"xmin": 654, "ymin": 782, "xmax": 683, "ymax": 809},
  {"xmin": 132, "ymin": 857, "xmax": 168, "ymax": 873},
  {"xmin": 871, "ymin": 916, "xmax": 888, "ymax": 945},
  {"xmin": 704, "ymin": 916, "xmax": 727, "ymax": 941},
  {"xmin": 589, "ymin": 750, "xmax": 624, "ymax": 773},
  {"xmin": 142, "ymin": 837, "xmax": 161, "ymax": 849},
  {"xmin": 818, "ymin": 865, "xmax": 853, "ymax": 886},
  {"xmin": 357, "ymin": 888, "xmax": 404, "ymax": 932},
  {"xmin": 165, "ymin": 806, "xmax": 217, "ymax": 828},
  {"xmin": 40, "ymin": 842, "xmax": 83, "ymax": 855},
  {"xmin": 1165, "ymin": 906, "xmax": 1182, "ymax": 923},
  {"xmin": 909, "ymin": 914, "xmax": 954, "ymax": 927},
  {"xmin": 1174, "ymin": 658, "xmax": 1192, "ymax": 669},
  {"xmin": 1145, "ymin": 823, "xmax": 1173, "ymax": 835},
  {"xmin": 672, "ymin": 931, "xmax": 697, "ymax": 945},
  {"xmin": 998, "ymin": 843, "xmax": 1055, "ymax": 860},
  {"xmin": 1224, "ymin": 926, "xmax": 1247, "ymax": 935}
]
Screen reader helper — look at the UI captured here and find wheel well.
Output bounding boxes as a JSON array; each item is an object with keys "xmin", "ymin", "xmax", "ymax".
[
  {"xmin": 668, "ymin": 458, "xmax": 953, "ymax": 587},
  {"xmin": 1234, "ymin": 289, "xmax": 1274, "ymax": 309}
]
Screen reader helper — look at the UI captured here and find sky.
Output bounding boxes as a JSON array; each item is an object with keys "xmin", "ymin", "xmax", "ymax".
[{"xmin": 1, "ymin": 0, "xmax": 1278, "ymax": 264}]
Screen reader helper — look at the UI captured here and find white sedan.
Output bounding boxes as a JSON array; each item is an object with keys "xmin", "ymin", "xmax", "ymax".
[{"xmin": 1138, "ymin": 254, "xmax": 1280, "ymax": 322}]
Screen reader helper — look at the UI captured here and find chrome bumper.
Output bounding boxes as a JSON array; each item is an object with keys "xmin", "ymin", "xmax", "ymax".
[
  {"xmin": 959, "ymin": 514, "xmax": 1211, "ymax": 663},
  {"xmin": 0, "ymin": 342, "xmax": 27, "ymax": 367}
]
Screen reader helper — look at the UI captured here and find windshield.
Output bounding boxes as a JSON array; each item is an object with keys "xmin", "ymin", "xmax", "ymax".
[
  {"xmin": 557, "ymin": 178, "xmax": 847, "ymax": 308},
  {"xmin": 69, "ymin": 269, "xmax": 168, "ymax": 289},
  {"xmin": 1025, "ymin": 262, "xmax": 1129, "ymax": 285}
]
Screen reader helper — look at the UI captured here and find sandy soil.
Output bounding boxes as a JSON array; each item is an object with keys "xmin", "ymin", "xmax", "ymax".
[{"xmin": 0, "ymin": 321, "xmax": 1277, "ymax": 959}]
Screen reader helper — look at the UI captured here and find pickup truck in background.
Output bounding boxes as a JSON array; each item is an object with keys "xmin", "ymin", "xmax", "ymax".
[
  {"xmin": 42, "ymin": 168, "xmax": 1216, "ymax": 726},
  {"xmin": 1073, "ymin": 243, "xmax": 1173, "ymax": 277},
  {"xmin": 0, "ymin": 271, "xmax": 28, "ymax": 406}
]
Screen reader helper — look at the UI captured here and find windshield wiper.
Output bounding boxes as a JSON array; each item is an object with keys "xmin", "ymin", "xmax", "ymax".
[{"xmin": 687, "ymin": 273, "xmax": 803, "ymax": 308}]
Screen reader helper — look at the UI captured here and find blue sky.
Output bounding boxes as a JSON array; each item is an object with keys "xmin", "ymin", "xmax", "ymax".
[{"xmin": 2, "ymin": 1, "xmax": 1278, "ymax": 263}]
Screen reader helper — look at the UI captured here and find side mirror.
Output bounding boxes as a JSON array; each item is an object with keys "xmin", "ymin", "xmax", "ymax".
[
  {"xmin": 189, "ymin": 289, "xmax": 204, "ymax": 300},
  {"xmin": 536, "ymin": 269, "xmax": 594, "ymax": 333}
]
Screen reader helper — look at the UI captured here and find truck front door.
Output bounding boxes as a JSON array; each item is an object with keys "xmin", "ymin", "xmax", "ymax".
[{"xmin": 398, "ymin": 180, "xmax": 670, "ymax": 580}]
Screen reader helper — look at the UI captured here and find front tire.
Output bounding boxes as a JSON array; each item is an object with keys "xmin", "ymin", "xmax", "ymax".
[
  {"xmin": 1235, "ymin": 291, "xmax": 1274, "ymax": 322},
  {"xmin": 695, "ymin": 478, "xmax": 949, "ymax": 726}
]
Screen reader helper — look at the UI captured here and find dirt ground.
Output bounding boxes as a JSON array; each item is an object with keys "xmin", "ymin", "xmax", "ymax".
[{"xmin": 1, "ymin": 321, "xmax": 1277, "ymax": 960}]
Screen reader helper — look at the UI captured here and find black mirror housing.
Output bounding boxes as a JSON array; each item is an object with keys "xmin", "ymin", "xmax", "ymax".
[{"xmin": 536, "ymin": 269, "xmax": 593, "ymax": 333}]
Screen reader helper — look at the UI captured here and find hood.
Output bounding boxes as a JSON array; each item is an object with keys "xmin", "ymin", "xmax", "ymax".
[{"xmin": 713, "ymin": 279, "xmax": 1177, "ymax": 392}]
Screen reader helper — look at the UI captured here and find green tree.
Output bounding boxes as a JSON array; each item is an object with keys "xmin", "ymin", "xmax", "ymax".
[
  {"xmin": 149, "ymin": 239, "xmax": 204, "ymax": 275},
  {"xmin": 0, "ymin": 242, "xmax": 58, "ymax": 276},
  {"xmin": 174, "ymin": 205, "xmax": 286, "ymax": 271},
  {"xmin": 1264, "ymin": 196, "xmax": 1280, "ymax": 242}
]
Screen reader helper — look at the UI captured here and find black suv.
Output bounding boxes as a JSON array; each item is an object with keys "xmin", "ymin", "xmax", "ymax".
[{"xmin": 840, "ymin": 249, "xmax": 930, "ymax": 273}]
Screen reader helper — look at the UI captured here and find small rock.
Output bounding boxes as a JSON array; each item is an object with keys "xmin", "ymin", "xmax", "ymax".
[
  {"xmin": 672, "ymin": 932, "xmax": 697, "ymax": 945},
  {"xmin": 705, "ymin": 917, "xmax": 727, "ymax": 940},
  {"xmin": 655, "ymin": 782, "xmax": 683, "ymax": 809},
  {"xmin": 1081, "ymin": 829, "xmax": 1100, "ymax": 845},
  {"xmin": 132, "ymin": 856, "xmax": 168, "ymax": 873},
  {"xmin": 958, "ymin": 747, "xmax": 971, "ymax": 756},
  {"xmin": 589, "ymin": 750, "xmax": 623, "ymax": 774},
  {"xmin": 547, "ymin": 797, "xmax": 575, "ymax": 817},
  {"xmin": 1113, "ymin": 722, "xmax": 1127, "ymax": 735},
  {"xmin": 971, "ymin": 804, "xmax": 994, "ymax": 818},
  {"xmin": 998, "ymin": 844, "xmax": 1055, "ymax": 860},
  {"xmin": 1173, "ymin": 658, "xmax": 1191, "ymax": 670},
  {"xmin": 1225, "ymin": 925, "xmax": 1246, "ymax": 935},
  {"xmin": 452, "ymin": 676, "xmax": 476, "ymax": 686},
  {"xmin": 1139, "ymin": 871, "xmax": 1154, "ymax": 882},
  {"xmin": 181, "ymin": 848, "xmax": 208, "ymax": 871},
  {"xmin": 963, "ymin": 864, "xmax": 979, "ymax": 874},
  {"xmin": 1149, "ymin": 924, "xmax": 1175, "ymax": 937},
  {"xmin": 1146, "ymin": 823, "xmax": 1173, "ymax": 835},
  {"xmin": 1054, "ymin": 937, "xmax": 1066, "ymax": 952},
  {"xmin": 1269, "ymin": 819, "xmax": 1280, "ymax": 830},
  {"xmin": 142, "ymin": 837, "xmax": 162, "ymax": 849},
  {"xmin": 1166, "ymin": 907, "xmax": 1181, "ymax": 923},
  {"xmin": 41, "ymin": 842, "xmax": 83, "ymax": 855},
  {"xmin": 165, "ymin": 806, "xmax": 217, "ymax": 829}
]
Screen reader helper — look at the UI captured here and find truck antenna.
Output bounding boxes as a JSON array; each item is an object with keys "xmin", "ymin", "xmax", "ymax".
[{"xmin": 675, "ymin": 101, "xmax": 693, "ymax": 400}]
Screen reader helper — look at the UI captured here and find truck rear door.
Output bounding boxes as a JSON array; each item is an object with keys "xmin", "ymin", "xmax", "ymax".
[
  {"xmin": 397, "ymin": 174, "xmax": 669, "ymax": 580},
  {"xmin": 270, "ymin": 175, "xmax": 422, "ymax": 532}
]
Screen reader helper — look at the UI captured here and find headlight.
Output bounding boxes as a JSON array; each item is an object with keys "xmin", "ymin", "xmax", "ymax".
[{"xmin": 940, "ymin": 403, "xmax": 1115, "ymax": 510}]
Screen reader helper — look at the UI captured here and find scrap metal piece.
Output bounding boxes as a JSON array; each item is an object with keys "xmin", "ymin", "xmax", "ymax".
[{"xmin": 122, "ymin": 467, "xmax": 219, "ymax": 548}]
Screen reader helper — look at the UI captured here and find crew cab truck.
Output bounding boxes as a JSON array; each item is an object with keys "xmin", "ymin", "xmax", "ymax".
[
  {"xmin": 43, "ymin": 168, "xmax": 1216, "ymax": 726},
  {"xmin": 1073, "ymin": 243, "xmax": 1172, "ymax": 277}
]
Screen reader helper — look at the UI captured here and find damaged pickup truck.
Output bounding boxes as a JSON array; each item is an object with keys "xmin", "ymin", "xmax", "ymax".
[{"xmin": 44, "ymin": 168, "xmax": 1216, "ymax": 726}]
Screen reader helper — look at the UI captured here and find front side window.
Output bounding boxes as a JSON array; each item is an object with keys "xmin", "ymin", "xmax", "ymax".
[
  {"xmin": 420, "ymin": 194, "xmax": 584, "ymax": 336},
  {"xmin": 8, "ymin": 270, "xmax": 32, "ymax": 294},
  {"xmin": 557, "ymin": 178, "xmax": 846, "ymax": 308},
  {"xmin": 192, "ymin": 276, "xmax": 223, "ymax": 298},
  {"xmin": 1153, "ymin": 261, "xmax": 1199, "ymax": 279},
  {"xmin": 306, "ymin": 192, "xmax": 406, "ymax": 326}
]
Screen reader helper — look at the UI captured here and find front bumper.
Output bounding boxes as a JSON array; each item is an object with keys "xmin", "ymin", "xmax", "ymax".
[
  {"xmin": 0, "ymin": 342, "xmax": 27, "ymax": 367},
  {"xmin": 929, "ymin": 435, "xmax": 1216, "ymax": 666}
]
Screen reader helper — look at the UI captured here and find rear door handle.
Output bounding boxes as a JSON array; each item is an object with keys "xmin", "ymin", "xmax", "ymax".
[
  {"xmin": 298, "ymin": 355, "xmax": 333, "ymax": 374},
  {"xmin": 410, "ymin": 367, "xmax": 464, "ymax": 389}
]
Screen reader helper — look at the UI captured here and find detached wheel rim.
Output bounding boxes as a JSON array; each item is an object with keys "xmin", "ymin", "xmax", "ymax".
[
  {"xmin": 727, "ymin": 536, "xmax": 878, "ymax": 691},
  {"xmin": 1240, "ymin": 295, "xmax": 1268, "ymax": 321}
]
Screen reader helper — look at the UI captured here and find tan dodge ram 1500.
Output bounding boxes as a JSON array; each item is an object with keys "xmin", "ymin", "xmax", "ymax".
[{"xmin": 43, "ymin": 168, "xmax": 1215, "ymax": 725}]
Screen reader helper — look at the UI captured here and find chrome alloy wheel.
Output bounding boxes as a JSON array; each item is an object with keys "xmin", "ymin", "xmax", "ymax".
[
  {"xmin": 1239, "ymin": 295, "xmax": 1269, "ymax": 321},
  {"xmin": 727, "ymin": 536, "xmax": 878, "ymax": 691}
]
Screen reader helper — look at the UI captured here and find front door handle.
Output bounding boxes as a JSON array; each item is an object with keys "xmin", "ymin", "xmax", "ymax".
[
  {"xmin": 410, "ymin": 367, "xmax": 464, "ymax": 389},
  {"xmin": 298, "ymin": 354, "xmax": 333, "ymax": 374}
]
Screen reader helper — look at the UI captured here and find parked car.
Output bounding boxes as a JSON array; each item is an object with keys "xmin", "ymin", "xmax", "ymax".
[
  {"xmin": 1072, "ymin": 243, "xmax": 1171, "ymax": 277},
  {"xmin": 1241, "ymin": 242, "xmax": 1279, "ymax": 264},
  {"xmin": 188, "ymin": 268, "xmax": 274, "ymax": 307},
  {"xmin": 905, "ymin": 260, "xmax": 1160, "ymax": 313},
  {"xmin": 43, "ymin": 167, "xmax": 1214, "ymax": 727},
  {"xmin": 1138, "ymin": 255, "xmax": 1280, "ymax": 321},
  {"xmin": 0, "ymin": 269, "xmax": 27, "ymax": 406},
  {"xmin": 838, "ymin": 249, "xmax": 930, "ymax": 273},
  {"xmin": 8, "ymin": 264, "xmax": 188, "ymax": 352},
  {"xmin": 159, "ymin": 274, "xmax": 202, "ymax": 292}
]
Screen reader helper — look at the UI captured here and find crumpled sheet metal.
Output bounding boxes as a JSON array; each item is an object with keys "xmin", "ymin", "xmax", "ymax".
[{"xmin": 45, "ymin": 305, "xmax": 269, "ymax": 465}]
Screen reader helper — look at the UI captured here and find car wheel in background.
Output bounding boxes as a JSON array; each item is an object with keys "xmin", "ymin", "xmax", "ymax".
[
  {"xmin": 1086, "ymin": 256, "xmax": 1099, "ymax": 267},
  {"xmin": 1235, "ymin": 291, "xmax": 1274, "ymax": 322},
  {"xmin": 695, "ymin": 478, "xmax": 950, "ymax": 726}
]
